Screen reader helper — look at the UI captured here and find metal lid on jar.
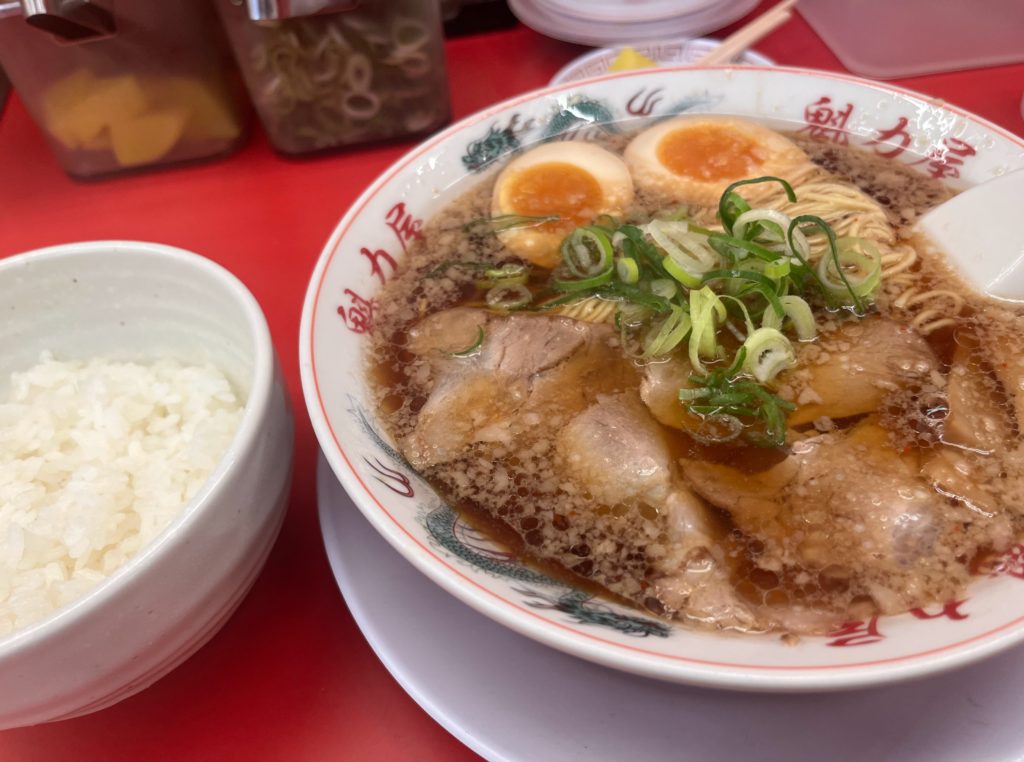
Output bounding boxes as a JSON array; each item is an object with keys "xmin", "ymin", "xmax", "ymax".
[
  {"xmin": 0, "ymin": 0, "xmax": 115, "ymax": 42},
  {"xmin": 242, "ymin": 0, "xmax": 359, "ymax": 22}
]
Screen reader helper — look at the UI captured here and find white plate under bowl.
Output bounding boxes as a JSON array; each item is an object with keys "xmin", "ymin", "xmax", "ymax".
[
  {"xmin": 300, "ymin": 66, "xmax": 1024, "ymax": 692},
  {"xmin": 318, "ymin": 458, "xmax": 1024, "ymax": 762}
]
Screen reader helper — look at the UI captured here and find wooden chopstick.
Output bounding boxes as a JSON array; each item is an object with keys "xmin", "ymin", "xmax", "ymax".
[{"xmin": 695, "ymin": 0, "xmax": 798, "ymax": 66}]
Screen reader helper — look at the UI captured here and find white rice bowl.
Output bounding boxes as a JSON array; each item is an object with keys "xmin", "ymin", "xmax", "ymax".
[{"xmin": 0, "ymin": 241, "xmax": 292, "ymax": 729}]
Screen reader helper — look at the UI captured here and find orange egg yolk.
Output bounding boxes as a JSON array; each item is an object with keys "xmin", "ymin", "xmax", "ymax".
[
  {"xmin": 505, "ymin": 162, "xmax": 603, "ymax": 230},
  {"xmin": 656, "ymin": 125, "xmax": 761, "ymax": 181}
]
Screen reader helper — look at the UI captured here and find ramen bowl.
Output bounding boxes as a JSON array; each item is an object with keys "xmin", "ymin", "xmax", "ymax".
[
  {"xmin": 0, "ymin": 241, "xmax": 293, "ymax": 728},
  {"xmin": 301, "ymin": 67, "xmax": 1024, "ymax": 691}
]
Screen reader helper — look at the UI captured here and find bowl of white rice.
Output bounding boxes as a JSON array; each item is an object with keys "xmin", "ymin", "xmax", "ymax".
[{"xmin": 0, "ymin": 240, "xmax": 293, "ymax": 729}]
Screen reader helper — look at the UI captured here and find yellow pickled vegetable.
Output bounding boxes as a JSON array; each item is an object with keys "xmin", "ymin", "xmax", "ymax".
[
  {"xmin": 42, "ymin": 68, "xmax": 97, "ymax": 148},
  {"xmin": 45, "ymin": 73, "xmax": 147, "ymax": 149},
  {"xmin": 147, "ymin": 77, "xmax": 240, "ymax": 141},
  {"xmin": 110, "ymin": 109, "xmax": 188, "ymax": 167},
  {"xmin": 607, "ymin": 47, "xmax": 658, "ymax": 72}
]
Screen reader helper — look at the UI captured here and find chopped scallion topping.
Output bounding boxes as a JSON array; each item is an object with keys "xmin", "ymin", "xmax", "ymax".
[
  {"xmin": 680, "ymin": 348, "xmax": 795, "ymax": 446},
  {"xmin": 449, "ymin": 325, "xmax": 486, "ymax": 357},
  {"xmin": 471, "ymin": 173, "xmax": 881, "ymax": 447},
  {"xmin": 486, "ymin": 283, "xmax": 532, "ymax": 310},
  {"xmin": 464, "ymin": 214, "xmax": 560, "ymax": 234},
  {"xmin": 616, "ymin": 257, "xmax": 640, "ymax": 284}
]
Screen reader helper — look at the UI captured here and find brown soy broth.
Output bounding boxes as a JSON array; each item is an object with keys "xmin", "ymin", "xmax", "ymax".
[{"xmin": 368, "ymin": 123, "xmax": 1024, "ymax": 632}]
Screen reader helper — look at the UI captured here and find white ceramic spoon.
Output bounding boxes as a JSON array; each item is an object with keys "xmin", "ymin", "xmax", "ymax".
[{"xmin": 917, "ymin": 168, "xmax": 1024, "ymax": 302}]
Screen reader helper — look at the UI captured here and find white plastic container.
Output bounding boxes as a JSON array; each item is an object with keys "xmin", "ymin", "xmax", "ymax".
[{"xmin": 799, "ymin": 0, "xmax": 1024, "ymax": 79}]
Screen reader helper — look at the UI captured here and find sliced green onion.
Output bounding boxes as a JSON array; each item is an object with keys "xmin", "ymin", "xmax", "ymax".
[
  {"xmin": 741, "ymin": 327, "xmax": 795, "ymax": 383},
  {"xmin": 718, "ymin": 295, "xmax": 756, "ymax": 336},
  {"xmin": 561, "ymin": 226, "xmax": 613, "ymax": 278},
  {"xmin": 755, "ymin": 395, "xmax": 793, "ymax": 445},
  {"xmin": 788, "ymin": 214, "xmax": 867, "ymax": 312},
  {"xmin": 784, "ymin": 216, "xmax": 836, "ymax": 306},
  {"xmin": 719, "ymin": 176, "xmax": 797, "ymax": 234},
  {"xmin": 779, "ymin": 295, "xmax": 816, "ymax": 340},
  {"xmin": 464, "ymin": 214, "xmax": 560, "ymax": 233},
  {"xmin": 708, "ymin": 233, "xmax": 788, "ymax": 265},
  {"xmin": 486, "ymin": 283, "xmax": 532, "ymax": 310},
  {"xmin": 701, "ymin": 268, "xmax": 778, "ymax": 293},
  {"xmin": 449, "ymin": 325, "xmax": 485, "ymax": 357},
  {"xmin": 645, "ymin": 219, "xmax": 720, "ymax": 283},
  {"xmin": 688, "ymin": 286, "xmax": 725, "ymax": 373},
  {"xmin": 817, "ymin": 236, "xmax": 882, "ymax": 304},
  {"xmin": 601, "ymin": 281, "xmax": 673, "ymax": 313},
  {"xmin": 760, "ymin": 308, "xmax": 783, "ymax": 331},
  {"xmin": 678, "ymin": 386, "xmax": 711, "ymax": 402},
  {"xmin": 616, "ymin": 257, "xmax": 640, "ymax": 284},
  {"xmin": 724, "ymin": 345, "xmax": 748, "ymax": 377},
  {"xmin": 619, "ymin": 225, "xmax": 668, "ymax": 277},
  {"xmin": 732, "ymin": 208, "xmax": 792, "ymax": 243},
  {"xmin": 681, "ymin": 344, "xmax": 795, "ymax": 447},
  {"xmin": 650, "ymin": 278, "xmax": 678, "ymax": 300},
  {"xmin": 763, "ymin": 259, "xmax": 791, "ymax": 280},
  {"xmin": 662, "ymin": 255, "xmax": 703, "ymax": 288},
  {"xmin": 643, "ymin": 304, "xmax": 692, "ymax": 357},
  {"xmin": 553, "ymin": 268, "xmax": 614, "ymax": 291},
  {"xmin": 616, "ymin": 302, "xmax": 651, "ymax": 328},
  {"xmin": 486, "ymin": 263, "xmax": 528, "ymax": 279},
  {"xmin": 719, "ymin": 193, "xmax": 750, "ymax": 237},
  {"xmin": 702, "ymin": 268, "xmax": 785, "ymax": 319},
  {"xmin": 786, "ymin": 227, "xmax": 812, "ymax": 262},
  {"xmin": 475, "ymin": 262, "xmax": 530, "ymax": 288}
]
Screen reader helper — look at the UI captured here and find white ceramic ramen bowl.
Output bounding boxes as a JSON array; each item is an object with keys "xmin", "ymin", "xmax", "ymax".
[
  {"xmin": 0, "ymin": 241, "xmax": 293, "ymax": 729},
  {"xmin": 301, "ymin": 67, "xmax": 1024, "ymax": 692}
]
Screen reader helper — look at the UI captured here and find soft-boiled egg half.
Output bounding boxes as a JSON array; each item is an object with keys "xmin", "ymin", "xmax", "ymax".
[
  {"xmin": 491, "ymin": 142, "xmax": 634, "ymax": 269},
  {"xmin": 624, "ymin": 116, "xmax": 812, "ymax": 208}
]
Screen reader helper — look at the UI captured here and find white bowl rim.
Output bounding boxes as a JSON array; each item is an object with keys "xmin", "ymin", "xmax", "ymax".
[
  {"xmin": 301, "ymin": 64, "xmax": 1024, "ymax": 690},
  {"xmin": 0, "ymin": 240, "xmax": 276, "ymax": 657}
]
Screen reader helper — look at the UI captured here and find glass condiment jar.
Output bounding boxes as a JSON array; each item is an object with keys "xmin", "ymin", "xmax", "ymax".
[
  {"xmin": 215, "ymin": 0, "xmax": 451, "ymax": 155},
  {"xmin": 0, "ymin": 0, "xmax": 247, "ymax": 179}
]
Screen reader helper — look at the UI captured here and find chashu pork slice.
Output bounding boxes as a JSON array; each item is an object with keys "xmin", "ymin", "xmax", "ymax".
[
  {"xmin": 402, "ymin": 309, "xmax": 608, "ymax": 469},
  {"xmin": 783, "ymin": 317, "xmax": 938, "ymax": 426},
  {"xmin": 920, "ymin": 342, "xmax": 1015, "ymax": 542},
  {"xmin": 558, "ymin": 393, "xmax": 758, "ymax": 630},
  {"xmin": 679, "ymin": 418, "xmax": 972, "ymax": 615}
]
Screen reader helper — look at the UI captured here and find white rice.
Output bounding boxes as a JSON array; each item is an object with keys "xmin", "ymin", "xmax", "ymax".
[{"xmin": 0, "ymin": 353, "xmax": 244, "ymax": 638}]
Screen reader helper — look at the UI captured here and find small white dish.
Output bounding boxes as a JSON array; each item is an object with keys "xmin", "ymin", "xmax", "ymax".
[
  {"xmin": 549, "ymin": 38, "xmax": 775, "ymax": 86},
  {"xmin": 319, "ymin": 459, "xmax": 1024, "ymax": 761},
  {"xmin": 0, "ymin": 241, "xmax": 293, "ymax": 729},
  {"xmin": 509, "ymin": 0, "xmax": 760, "ymax": 47},
  {"xmin": 300, "ymin": 66, "xmax": 1024, "ymax": 692}
]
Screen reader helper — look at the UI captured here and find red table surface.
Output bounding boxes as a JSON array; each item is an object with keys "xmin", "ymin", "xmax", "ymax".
[{"xmin": 1, "ymin": 4, "xmax": 1022, "ymax": 760}]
